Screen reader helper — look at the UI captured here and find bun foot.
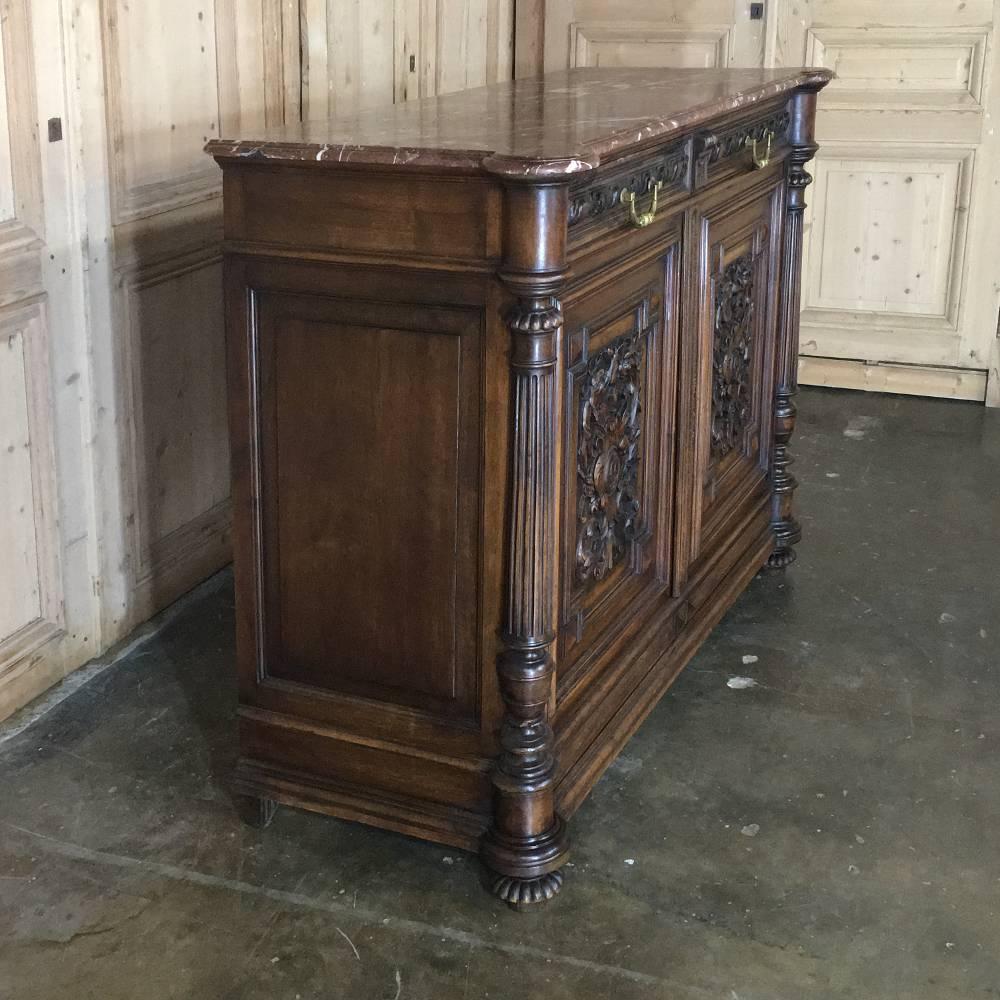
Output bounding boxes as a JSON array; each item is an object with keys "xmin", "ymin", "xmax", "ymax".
[
  {"xmin": 490, "ymin": 870, "xmax": 564, "ymax": 909},
  {"xmin": 236, "ymin": 794, "xmax": 277, "ymax": 829}
]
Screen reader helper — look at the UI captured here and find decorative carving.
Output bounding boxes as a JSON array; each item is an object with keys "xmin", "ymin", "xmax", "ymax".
[
  {"xmin": 711, "ymin": 254, "xmax": 755, "ymax": 460},
  {"xmin": 576, "ymin": 333, "xmax": 643, "ymax": 582},
  {"xmin": 568, "ymin": 145, "xmax": 690, "ymax": 227}
]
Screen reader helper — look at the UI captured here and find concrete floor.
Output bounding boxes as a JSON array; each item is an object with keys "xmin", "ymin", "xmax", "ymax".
[{"xmin": 1, "ymin": 387, "xmax": 998, "ymax": 1000}]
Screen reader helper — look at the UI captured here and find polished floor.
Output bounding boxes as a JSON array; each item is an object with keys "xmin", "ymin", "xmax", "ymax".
[{"xmin": 1, "ymin": 387, "xmax": 998, "ymax": 1000}]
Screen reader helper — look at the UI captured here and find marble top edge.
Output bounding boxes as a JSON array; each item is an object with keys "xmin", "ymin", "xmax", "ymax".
[{"xmin": 205, "ymin": 67, "xmax": 833, "ymax": 178}]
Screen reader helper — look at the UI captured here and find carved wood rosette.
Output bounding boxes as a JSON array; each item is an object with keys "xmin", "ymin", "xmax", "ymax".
[
  {"xmin": 481, "ymin": 295, "xmax": 570, "ymax": 908},
  {"xmin": 768, "ymin": 90, "xmax": 820, "ymax": 569}
]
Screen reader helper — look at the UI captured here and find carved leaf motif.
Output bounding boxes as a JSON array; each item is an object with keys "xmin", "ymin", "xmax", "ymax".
[
  {"xmin": 576, "ymin": 333, "xmax": 642, "ymax": 583},
  {"xmin": 711, "ymin": 254, "xmax": 755, "ymax": 459}
]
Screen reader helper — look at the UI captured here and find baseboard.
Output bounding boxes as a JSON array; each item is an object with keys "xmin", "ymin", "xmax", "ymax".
[{"xmin": 798, "ymin": 356, "xmax": 987, "ymax": 402}]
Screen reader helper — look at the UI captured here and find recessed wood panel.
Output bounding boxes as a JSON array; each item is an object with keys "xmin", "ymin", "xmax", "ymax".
[
  {"xmin": 103, "ymin": 0, "xmax": 223, "ymax": 218},
  {"xmin": 255, "ymin": 291, "xmax": 483, "ymax": 722},
  {"xmin": 806, "ymin": 27, "xmax": 987, "ymax": 108},
  {"xmin": 0, "ymin": 303, "xmax": 62, "ymax": 659},
  {"xmin": 0, "ymin": 0, "xmax": 42, "ymax": 247},
  {"xmin": 806, "ymin": 151, "xmax": 969, "ymax": 319},
  {"xmin": 125, "ymin": 259, "xmax": 230, "ymax": 559},
  {"xmin": 571, "ymin": 22, "xmax": 730, "ymax": 68},
  {"xmin": 0, "ymin": 326, "xmax": 42, "ymax": 638}
]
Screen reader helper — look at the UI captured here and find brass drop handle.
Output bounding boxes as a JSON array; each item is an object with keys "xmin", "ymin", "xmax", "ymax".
[
  {"xmin": 620, "ymin": 181, "xmax": 662, "ymax": 228},
  {"xmin": 747, "ymin": 130, "xmax": 773, "ymax": 170}
]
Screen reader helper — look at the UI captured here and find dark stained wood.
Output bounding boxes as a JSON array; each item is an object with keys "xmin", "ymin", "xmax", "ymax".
[
  {"xmin": 208, "ymin": 67, "xmax": 831, "ymax": 909},
  {"xmin": 768, "ymin": 86, "xmax": 823, "ymax": 569}
]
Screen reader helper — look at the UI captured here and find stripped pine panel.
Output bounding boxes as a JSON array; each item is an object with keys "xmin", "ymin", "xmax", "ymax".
[{"xmin": 774, "ymin": 0, "xmax": 1000, "ymax": 402}]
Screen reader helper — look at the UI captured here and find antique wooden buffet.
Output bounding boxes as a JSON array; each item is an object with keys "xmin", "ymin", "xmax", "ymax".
[{"xmin": 206, "ymin": 67, "xmax": 832, "ymax": 907}]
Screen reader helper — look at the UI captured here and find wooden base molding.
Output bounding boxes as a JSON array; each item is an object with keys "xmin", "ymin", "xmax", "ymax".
[{"xmin": 799, "ymin": 356, "xmax": 988, "ymax": 402}]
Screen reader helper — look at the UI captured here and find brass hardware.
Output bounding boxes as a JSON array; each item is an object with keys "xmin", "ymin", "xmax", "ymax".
[
  {"xmin": 747, "ymin": 130, "xmax": 773, "ymax": 170},
  {"xmin": 620, "ymin": 181, "xmax": 662, "ymax": 228}
]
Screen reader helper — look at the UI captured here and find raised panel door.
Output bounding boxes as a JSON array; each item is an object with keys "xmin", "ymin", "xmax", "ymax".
[
  {"xmin": 557, "ymin": 242, "xmax": 681, "ymax": 689},
  {"xmin": 676, "ymin": 177, "xmax": 784, "ymax": 586},
  {"xmin": 240, "ymin": 273, "xmax": 485, "ymax": 727}
]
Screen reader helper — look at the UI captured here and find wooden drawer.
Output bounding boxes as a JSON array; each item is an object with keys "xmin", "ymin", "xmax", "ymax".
[{"xmin": 567, "ymin": 102, "xmax": 791, "ymax": 256}]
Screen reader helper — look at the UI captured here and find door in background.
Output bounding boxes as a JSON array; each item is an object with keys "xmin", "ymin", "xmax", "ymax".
[
  {"xmin": 774, "ymin": 0, "xmax": 1000, "ymax": 403},
  {"xmin": 543, "ymin": 0, "xmax": 766, "ymax": 71},
  {"xmin": 0, "ymin": 1, "xmax": 98, "ymax": 717}
]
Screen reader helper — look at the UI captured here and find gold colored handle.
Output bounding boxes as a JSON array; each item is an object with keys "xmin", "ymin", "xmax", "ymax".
[
  {"xmin": 620, "ymin": 181, "xmax": 662, "ymax": 228},
  {"xmin": 747, "ymin": 130, "xmax": 773, "ymax": 170}
]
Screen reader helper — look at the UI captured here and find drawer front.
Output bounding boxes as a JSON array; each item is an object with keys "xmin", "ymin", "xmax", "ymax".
[
  {"xmin": 567, "ymin": 102, "xmax": 790, "ymax": 254},
  {"xmin": 692, "ymin": 105, "xmax": 791, "ymax": 189},
  {"xmin": 568, "ymin": 142, "xmax": 691, "ymax": 248},
  {"xmin": 675, "ymin": 174, "xmax": 785, "ymax": 588},
  {"xmin": 557, "ymin": 236, "xmax": 682, "ymax": 685}
]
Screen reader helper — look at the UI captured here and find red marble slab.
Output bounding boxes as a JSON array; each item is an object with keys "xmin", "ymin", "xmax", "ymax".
[{"xmin": 205, "ymin": 67, "xmax": 833, "ymax": 178}]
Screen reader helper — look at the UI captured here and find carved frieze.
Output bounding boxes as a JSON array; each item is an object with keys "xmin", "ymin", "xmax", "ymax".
[
  {"xmin": 711, "ymin": 254, "xmax": 755, "ymax": 460},
  {"xmin": 576, "ymin": 333, "xmax": 643, "ymax": 582}
]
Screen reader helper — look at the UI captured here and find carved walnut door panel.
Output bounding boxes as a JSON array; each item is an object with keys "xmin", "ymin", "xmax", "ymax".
[
  {"xmin": 676, "ymin": 177, "xmax": 785, "ymax": 586},
  {"xmin": 557, "ymin": 243, "xmax": 681, "ymax": 684}
]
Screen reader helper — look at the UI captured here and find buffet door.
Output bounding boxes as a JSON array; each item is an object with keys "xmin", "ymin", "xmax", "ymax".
[
  {"xmin": 675, "ymin": 176, "xmax": 786, "ymax": 590},
  {"xmin": 541, "ymin": 0, "xmax": 767, "ymax": 72}
]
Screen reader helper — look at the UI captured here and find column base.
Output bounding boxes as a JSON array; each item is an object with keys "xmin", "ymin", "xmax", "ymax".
[
  {"xmin": 766, "ymin": 517, "xmax": 802, "ymax": 569},
  {"xmin": 481, "ymin": 814, "xmax": 569, "ymax": 909}
]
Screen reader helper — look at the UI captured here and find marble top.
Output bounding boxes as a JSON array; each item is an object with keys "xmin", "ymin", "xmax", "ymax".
[{"xmin": 206, "ymin": 68, "xmax": 832, "ymax": 178}]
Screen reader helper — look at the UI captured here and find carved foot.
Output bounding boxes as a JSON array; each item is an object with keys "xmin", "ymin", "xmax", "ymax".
[
  {"xmin": 766, "ymin": 546, "xmax": 797, "ymax": 570},
  {"xmin": 765, "ymin": 517, "xmax": 802, "ymax": 570},
  {"xmin": 236, "ymin": 794, "xmax": 277, "ymax": 828},
  {"xmin": 490, "ymin": 870, "xmax": 564, "ymax": 909}
]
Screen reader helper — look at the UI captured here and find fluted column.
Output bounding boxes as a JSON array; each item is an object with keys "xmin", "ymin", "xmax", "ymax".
[
  {"xmin": 481, "ymin": 181, "xmax": 570, "ymax": 907},
  {"xmin": 768, "ymin": 87, "xmax": 821, "ymax": 569}
]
